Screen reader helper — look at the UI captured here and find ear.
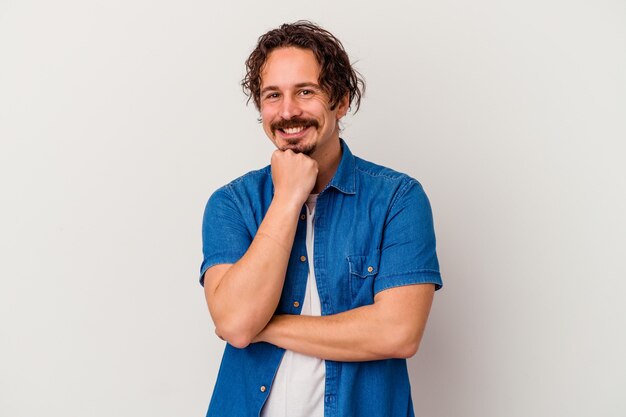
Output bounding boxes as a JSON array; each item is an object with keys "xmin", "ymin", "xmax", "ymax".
[{"xmin": 335, "ymin": 94, "xmax": 350, "ymax": 120}]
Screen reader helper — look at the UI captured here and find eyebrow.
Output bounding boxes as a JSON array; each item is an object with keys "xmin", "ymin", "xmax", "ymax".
[{"xmin": 260, "ymin": 82, "xmax": 321, "ymax": 95}]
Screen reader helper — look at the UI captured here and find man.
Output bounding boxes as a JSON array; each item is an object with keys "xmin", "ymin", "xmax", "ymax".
[{"xmin": 199, "ymin": 21, "xmax": 442, "ymax": 417}]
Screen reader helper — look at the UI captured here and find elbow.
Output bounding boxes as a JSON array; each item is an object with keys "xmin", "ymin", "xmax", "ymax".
[
  {"xmin": 393, "ymin": 340, "xmax": 420, "ymax": 359},
  {"xmin": 385, "ymin": 328, "xmax": 423, "ymax": 359},
  {"xmin": 224, "ymin": 333, "xmax": 253, "ymax": 349},
  {"xmin": 215, "ymin": 320, "xmax": 256, "ymax": 349}
]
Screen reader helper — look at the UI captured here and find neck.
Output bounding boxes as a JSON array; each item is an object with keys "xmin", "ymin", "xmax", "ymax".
[{"xmin": 311, "ymin": 137, "xmax": 342, "ymax": 194}]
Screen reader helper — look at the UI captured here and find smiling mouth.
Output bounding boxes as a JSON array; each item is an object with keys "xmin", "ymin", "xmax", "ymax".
[
  {"xmin": 282, "ymin": 126, "xmax": 307, "ymax": 135},
  {"xmin": 271, "ymin": 118, "xmax": 318, "ymax": 136}
]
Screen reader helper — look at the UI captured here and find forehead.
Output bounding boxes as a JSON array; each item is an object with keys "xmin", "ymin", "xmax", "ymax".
[{"xmin": 260, "ymin": 47, "xmax": 321, "ymax": 89}]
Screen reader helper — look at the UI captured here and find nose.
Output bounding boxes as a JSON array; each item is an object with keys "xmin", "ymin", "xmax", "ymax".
[{"xmin": 279, "ymin": 95, "xmax": 302, "ymax": 120}]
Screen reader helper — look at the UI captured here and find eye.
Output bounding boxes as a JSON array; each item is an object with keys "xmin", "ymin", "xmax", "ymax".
[
  {"xmin": 299, "ymin": 89, "xmax": 313, "ymax": 96},
  {"xmin": 263, "ymin": 92, "xmax": 280, "ymax": 101}
]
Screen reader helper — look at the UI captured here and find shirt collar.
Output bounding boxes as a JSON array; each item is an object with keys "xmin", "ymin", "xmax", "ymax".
[{"xmin": 324, "ymin": 138, "xmax": 356, "ymax": 195}]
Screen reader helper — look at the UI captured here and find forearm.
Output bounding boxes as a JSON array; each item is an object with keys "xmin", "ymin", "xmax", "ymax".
[
  {"xmin": 253, "ymin": 284, "xmax": 435, "ymax": 361},
  {"xmin": 205, "ymin": 197, "xmax": 301, "ymax": 347}
]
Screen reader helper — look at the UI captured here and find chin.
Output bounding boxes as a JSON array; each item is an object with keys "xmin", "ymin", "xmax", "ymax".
[
  {"xmin": 275, "ymin": 137, "xmax": 314, "ymax": 154},
  {"xmin": 281, "ymin": 143, "xmax": 316, "ymax": 156}
]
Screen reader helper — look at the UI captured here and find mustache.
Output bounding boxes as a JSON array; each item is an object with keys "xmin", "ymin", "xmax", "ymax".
[{"xmin": 271, "ymin": 117, "xmax": 318, "ymax": 133}]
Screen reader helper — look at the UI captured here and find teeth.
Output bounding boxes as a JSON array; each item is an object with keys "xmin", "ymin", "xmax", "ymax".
[{"xmin": 284, "ymin": 126, "xmax": 305, "ymax": 134}]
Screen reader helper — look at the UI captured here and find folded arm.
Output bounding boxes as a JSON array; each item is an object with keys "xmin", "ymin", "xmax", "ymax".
[
  {"xmin": 252, "ymin": 283, "xmax": 435, "ymax": 361},
  {"xmin": 203, "ymin": 197, "xmax": 300, "ymax": 349},
  {"xmin": 203, "ymin": 150, "xmax": 318, "ymax": 349}
]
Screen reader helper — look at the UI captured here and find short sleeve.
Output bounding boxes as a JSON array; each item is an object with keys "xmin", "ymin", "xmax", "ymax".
[
  {"xmin": 375, "ymin": 180, "xmax": 443, "ymax": 294},
  {"xmin": 199, "ymin": 186, "xmax": 252, "ymax": 286}
]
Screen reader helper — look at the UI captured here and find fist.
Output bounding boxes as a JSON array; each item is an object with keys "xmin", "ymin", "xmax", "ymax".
[{"xmin": 270, "ymin": 149, "xmax": 318, "ymax": 206}]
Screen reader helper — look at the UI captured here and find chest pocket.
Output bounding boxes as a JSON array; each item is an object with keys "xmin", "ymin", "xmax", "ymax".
[{"xmin": 347, "ymin": 252, "xmax": 380, "ymax": 306}]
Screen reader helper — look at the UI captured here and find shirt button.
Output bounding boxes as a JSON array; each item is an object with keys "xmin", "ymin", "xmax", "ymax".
[
  {"xmin": 300, "ymin": 255, "xmax": 307, "ymax": 262},
  {"xmin": 367, "ymin": 266, "xmax": 374, "ymax": 273},
  {"xmin": 293, "ymin": 301, "xmax": 300, "ymax": 308},
  {"xmin": 300, "ymin": 214, "xmax": 306, "ymax": 220},
  {"xmin": 260, "ymin": 385, "xmax": 266, "ymax": 392}
]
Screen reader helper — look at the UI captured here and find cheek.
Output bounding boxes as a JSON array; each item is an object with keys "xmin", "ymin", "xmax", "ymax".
[
  {"xmin": 260, "ymin": 111, "xmax": 273, "ymax": 128},
  {"xmin": 310, "ymin": 101, "xmax": 334, "ymax": 121},
  {"xmin": 262, "ymin": 122, "xmax": 274, "ymax": 137},
  {"xmin": 262, "ymin": 110, "xmax": 280, "ymax": 127}
]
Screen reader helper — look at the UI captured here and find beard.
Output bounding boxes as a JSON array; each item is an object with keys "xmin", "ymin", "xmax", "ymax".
[
  {"xmin": 279, "ymin": 140, "xmax": 316, "ymax": 156},
  {"xmin": 270, "ymin": 117, "xmax": 319, "ymax": 156}
]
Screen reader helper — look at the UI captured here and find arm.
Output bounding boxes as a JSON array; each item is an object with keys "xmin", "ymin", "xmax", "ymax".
[
  {"xmin": 203, "ymin": 150, "xmax": 317, "ymax": 349},
  {"xmin": 252, "ymin": 283, "xmax": 435, "ymax": 361},
  {"xmin": 253, "ymin": 180, "xmax": 441, "ymax": 360}
]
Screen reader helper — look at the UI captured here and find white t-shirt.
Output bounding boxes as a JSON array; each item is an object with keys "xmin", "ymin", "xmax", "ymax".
[{"xmin": 261, "ymin": 194, "xmax": 325, "ymax": 417}]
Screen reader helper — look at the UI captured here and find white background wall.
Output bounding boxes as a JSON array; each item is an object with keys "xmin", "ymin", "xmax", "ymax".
[{"xmin": 1, "ymin": 1, "xmax": 625, "ymax": 416}]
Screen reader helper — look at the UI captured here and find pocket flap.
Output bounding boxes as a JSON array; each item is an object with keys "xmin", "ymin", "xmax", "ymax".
[{"xmin": 347, "ymin": 252, "xmax": 381, "ymax": 278}]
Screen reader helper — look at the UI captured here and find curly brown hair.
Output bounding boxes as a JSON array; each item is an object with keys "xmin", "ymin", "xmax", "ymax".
[{"xmin": 242, "ymin": 20, "xmax": 365, "ymax": 113}]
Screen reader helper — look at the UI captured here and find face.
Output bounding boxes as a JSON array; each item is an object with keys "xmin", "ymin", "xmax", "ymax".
[{"xmin": 259, "ymin": 47, "xmax": 349, "ymax": 158}]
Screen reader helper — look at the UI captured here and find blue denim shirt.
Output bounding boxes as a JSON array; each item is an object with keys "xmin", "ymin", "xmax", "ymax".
[{"xmin": 200, "ymin": 140, "xmax": 442, "ymax": 417}]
